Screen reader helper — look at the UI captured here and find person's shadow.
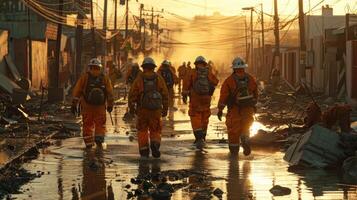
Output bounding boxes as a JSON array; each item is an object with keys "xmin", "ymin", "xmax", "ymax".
[{"xmin": 226, "ymin": 157, "xmax": 251, "ymax": 200}]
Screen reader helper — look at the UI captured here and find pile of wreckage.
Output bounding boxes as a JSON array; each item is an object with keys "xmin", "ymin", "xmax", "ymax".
[
  {"xmin": 283, "ymin": 101, "xmax": 357, "ymax": 182},
  {"xmin": 0, "ymin": 55, "xmax": 80, "ymax": 139},
  {"xmin": 252, "ymin": 80, "xmax": 357, "ymax": 182}
]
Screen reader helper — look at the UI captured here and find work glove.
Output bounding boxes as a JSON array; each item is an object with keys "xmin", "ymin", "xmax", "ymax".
[
  {"xmin": 217, "ymin": 109, "xmax": 223, "ymax": 121},
  {"xmin": 162, "ymin": 109, "xmax": 168, "ymax": 117},
  {"xmin": 182, "ymin": 95, "xmax": 188, "ymax": 104},
  {"xmin": 107, "ymin": 106, "xmax": 113, "ymax": 113}
]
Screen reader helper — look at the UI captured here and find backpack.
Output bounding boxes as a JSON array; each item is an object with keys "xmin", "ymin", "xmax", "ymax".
[
  {"xmin": 84, "ymin": 73, "xmax": 107, "ymax": 105},
  {"xmin": 128, "ymin": 65, "xmax": 140, "ymax": 84},
  {"xmin": 160, "ymin": 67, "xmax": 174, "ymax": 88},
  {"xmin": 141, "ymin": 75, "xmax": 163, "ymax": 110},
  {"xmin": 232, "ymin": 74, "xmax": 256, "ymax": 107},
  {"xmin": 193, "ymin": 67, "xmax": 211, "ymax": 95}
]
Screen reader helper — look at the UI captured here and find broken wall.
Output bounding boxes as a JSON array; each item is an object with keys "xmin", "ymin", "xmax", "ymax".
[{"xmin": 31, "ymin": 40, "xmax": 48, "ymax": 89}]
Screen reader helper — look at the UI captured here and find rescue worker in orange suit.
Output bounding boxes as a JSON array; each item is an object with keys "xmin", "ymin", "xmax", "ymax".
[
  {"xmin": 128, "ymin": 57, "xmax": 169, "ymax": 158},
  {"xmin": 187, "ymin": 61, "xmax": 192, "ymax": 70},
  {"xmin": 217, "ymin": 57, "xmax": 258, "ymax": 156},
  {"xmin": 72, "ymin": 58, "xmax": 114, "ymax": 148},
  {"xmin": 157, "ymin": 60, "xmax": 178, "ymax": 108},
  {"xmin": 182, "ymin": 56, "xmax": 219, "ymax": 149},
  {"xmin": 126, "ymin": 62, "xmax": 142, "ymax": 86},
  {"xmin": 177, "ymin": 62, "xmax": 187, "ymax": 92}
]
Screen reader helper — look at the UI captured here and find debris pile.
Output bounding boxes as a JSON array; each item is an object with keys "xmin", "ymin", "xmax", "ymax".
[{"xmin": 123, "ymin": 169, "xmax": 225, "ymax": 200}]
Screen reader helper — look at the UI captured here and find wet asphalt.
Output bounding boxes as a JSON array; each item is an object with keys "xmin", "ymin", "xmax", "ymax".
[{"xmin": 8, "ymin": 88, "xmax": 357, "ymax": 200}]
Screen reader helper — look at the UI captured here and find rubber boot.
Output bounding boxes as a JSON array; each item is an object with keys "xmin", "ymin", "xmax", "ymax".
[
  {"xmin": 240, "ymin": 135, "xmax": 251, "ymax": 156},
  {"xmin": 202, "ymin": 129, "xmax": 207, "ymax": 141},
  {"xmin": 150, "ymin": 142, "xmax": 161, "ymax": 158},
  {"xmin": 229, "ymin": 145, "xmax": 240, "ymax": 156},
  {"xmin": 193, "ymin": 130, "xmax": 205, "ymax": 150},
  {"xmin": 139, "ymin": 148, "xmax": 150, "ymax": 158},
  {"xmin": 95, "ymin": 135, "xmax": 105, "ymax": 147},
  {"xmin": 85, "ymin": 143, "xmax": 94, "ymax": 149}
]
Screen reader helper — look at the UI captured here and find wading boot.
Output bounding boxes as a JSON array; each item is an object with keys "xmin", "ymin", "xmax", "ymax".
[
  {"xmin": 95, "ymin": 135, "xmax": 105, "ymax": 147},
  {"xmin": 193, "ymin": 130, "xmax": 205, "ymax": 150},
  {"xmin": 150, "ymin": 142, "xmax": 161, "ymax": 158},
  {"xmin": 139, "ymin": 148, "xmax": 150, "ymax": 158},
  {"xmin": 229, "ymin": 145, "xmax": 240, "ymax": 156},
  {"xmin": 202, "ymin": 129, "xmax": 207, "ymax": 141},
  {"xmin": 240, "ymin": 135, "xmax": 251, "ymax": 156},
  {"xmin": 85, "ymin": 143, "xmax": 94, "ymax": 149}
]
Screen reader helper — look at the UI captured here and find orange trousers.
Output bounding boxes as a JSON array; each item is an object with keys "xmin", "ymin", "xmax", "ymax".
[
  {"xmin": 168, "ymin": 88, "xmax": 175, "ymax": 107},
  {"xmin": 225, "ymin": 107, "xmax": 255, "ymax": 147},
  {"xmin": 189, "ymin": 109, "xmax": 211, "ymax": 132},
  {"xmin": 82, "ymin": 105, "xmax": 106, "ymax": 146},
  {"xmin": 137, "ymin": 109, "xmax": 162, "ymax": 151}
]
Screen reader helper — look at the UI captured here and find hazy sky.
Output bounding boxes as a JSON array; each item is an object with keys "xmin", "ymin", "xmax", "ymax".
[
  {"xmin": 95, "ymin": 0, "xmax": 356, "ymax": 28},
  {"xmin": 134, "ymin": 0, "xmax": 355, "ymax": 16},
  {"xmin": 105, "ymin": 0, "xmax": 355, "ymax": 17}
]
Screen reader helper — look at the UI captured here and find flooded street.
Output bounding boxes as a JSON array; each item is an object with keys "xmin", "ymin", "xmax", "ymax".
[{"xmin": 8, "ymin": 90, "xmax": 357, "ymax": 200}]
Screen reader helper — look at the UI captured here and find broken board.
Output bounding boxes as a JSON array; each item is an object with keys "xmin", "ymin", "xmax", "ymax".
[
  {"xmin": 0, "ymin": 73, "xmax": 20, "ymax": 94},
  {"xmin": 284, "ymin": 124, "xmax": 347, "ymax": 168}
]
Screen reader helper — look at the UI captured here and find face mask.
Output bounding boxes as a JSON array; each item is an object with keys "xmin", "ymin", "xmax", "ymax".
[{"xmin": 90, "ymin": 69, "xmax": 101, "ymax": 76}]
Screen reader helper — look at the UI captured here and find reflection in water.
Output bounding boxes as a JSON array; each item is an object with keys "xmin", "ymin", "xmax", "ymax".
[
  {"xmin": 81, "ymin": 149, "xmax": 108, "ymax": 200},
  {"xmin": 189, "ymin": 151, "xmax": 212, "ymax": 200},
  {"xmin": 138, "ymin": 159, "xmax": 162, "ymax": 180},
  {"xmin": 227, "ymin": 158, "xmax": 251, "ymax": 200}
]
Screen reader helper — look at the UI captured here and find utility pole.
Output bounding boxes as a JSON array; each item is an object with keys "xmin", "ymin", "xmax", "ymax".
[
  {"xmin": 114, "ymin": 0, "xmax": 118, "ymax": 65},
  {"xmin": 139, "ymin": 4, "xmax": 144, "ymax": 44},
  {"xmin": 273, "ymin": 0, "xmax": 280, "ymax": 71},
  {"xmin": 298, "ymin": 0, "xmax": 307, "ymax": 82},
  {"xmin": 151, "ymin": 7, "xmax": 154, "ymax": 37},
  {"xmin": 90, "ymin": 0, "xmax": 96, "ymax": 57},
  {"xmin": 250, "ymin": 9, "xmax": 254, "ymax": 73},
  {"xmin": 143, "ymin": 17, "xmax": 146, "ymax": 52},
  {"xmin": 103, "ymin": 0, "xmax": 108, "ymax": 30},
  {"xmin": 54, "ymin": 0, "xmax": 63, "ymax": 88},
  {"xmin": 75, "ymin": 0, "xmax": 84, "ymax": 80},
  {"xmin": 156, "ymin": 15, "xmax": 159, "ymax": 52},
  {"xmin": 27, "ymin": 5, "xmax": 32, "ymax": 80},
  {"xmin": 103, "ymin": 0, "xmax": 108, "ymax": 65},
  {"xmin": 245, "ymin": 16, "xmax": 248, "ymax": 61},
  {"xmin": 346, "ymin": 14, "xmax": 350, "ymax": 42},
  {"xmin": 125, "ymin": 0, "xmax": 129, "ymax": 39},
  {"xmin": 242, "ymin": 7, "xmax": 254, "ymax": 72},
  {"xmin": 260, "ymin": 3, "xmax": 265, "ymax": 77}
]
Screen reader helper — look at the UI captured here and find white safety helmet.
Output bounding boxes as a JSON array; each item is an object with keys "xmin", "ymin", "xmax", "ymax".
[
  {"xmin": 88, "ymin": 58, "xmax": 102, "ymax": 68},
  {"xmin": 232, "ymin": 57, "xmax": 247, "ymax": 69},
  {"xmin": 162, "ymin": 59, "xmax": 171, "ymax": 66},
  {"xmin": 194, "ymin": 56, "xmax": 207, "ymax": 65},
  {"xmin": 141, "ymin": 57, "xmax": 157, "ymax": 68}
]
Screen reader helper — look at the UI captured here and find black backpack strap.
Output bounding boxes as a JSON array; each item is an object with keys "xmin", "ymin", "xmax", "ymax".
[
  {"xmin": 143, "ymin": 73, "xmax": 158, "ymax": 92},
  {"xmin": 232, "ymin": 73, "xmax": 249, "ymax": 97}
]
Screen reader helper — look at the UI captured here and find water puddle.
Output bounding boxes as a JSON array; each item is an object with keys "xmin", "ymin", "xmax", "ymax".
[{"xmin": 9, "ymin": 89, "xmax": 357, "ymax": 200}]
